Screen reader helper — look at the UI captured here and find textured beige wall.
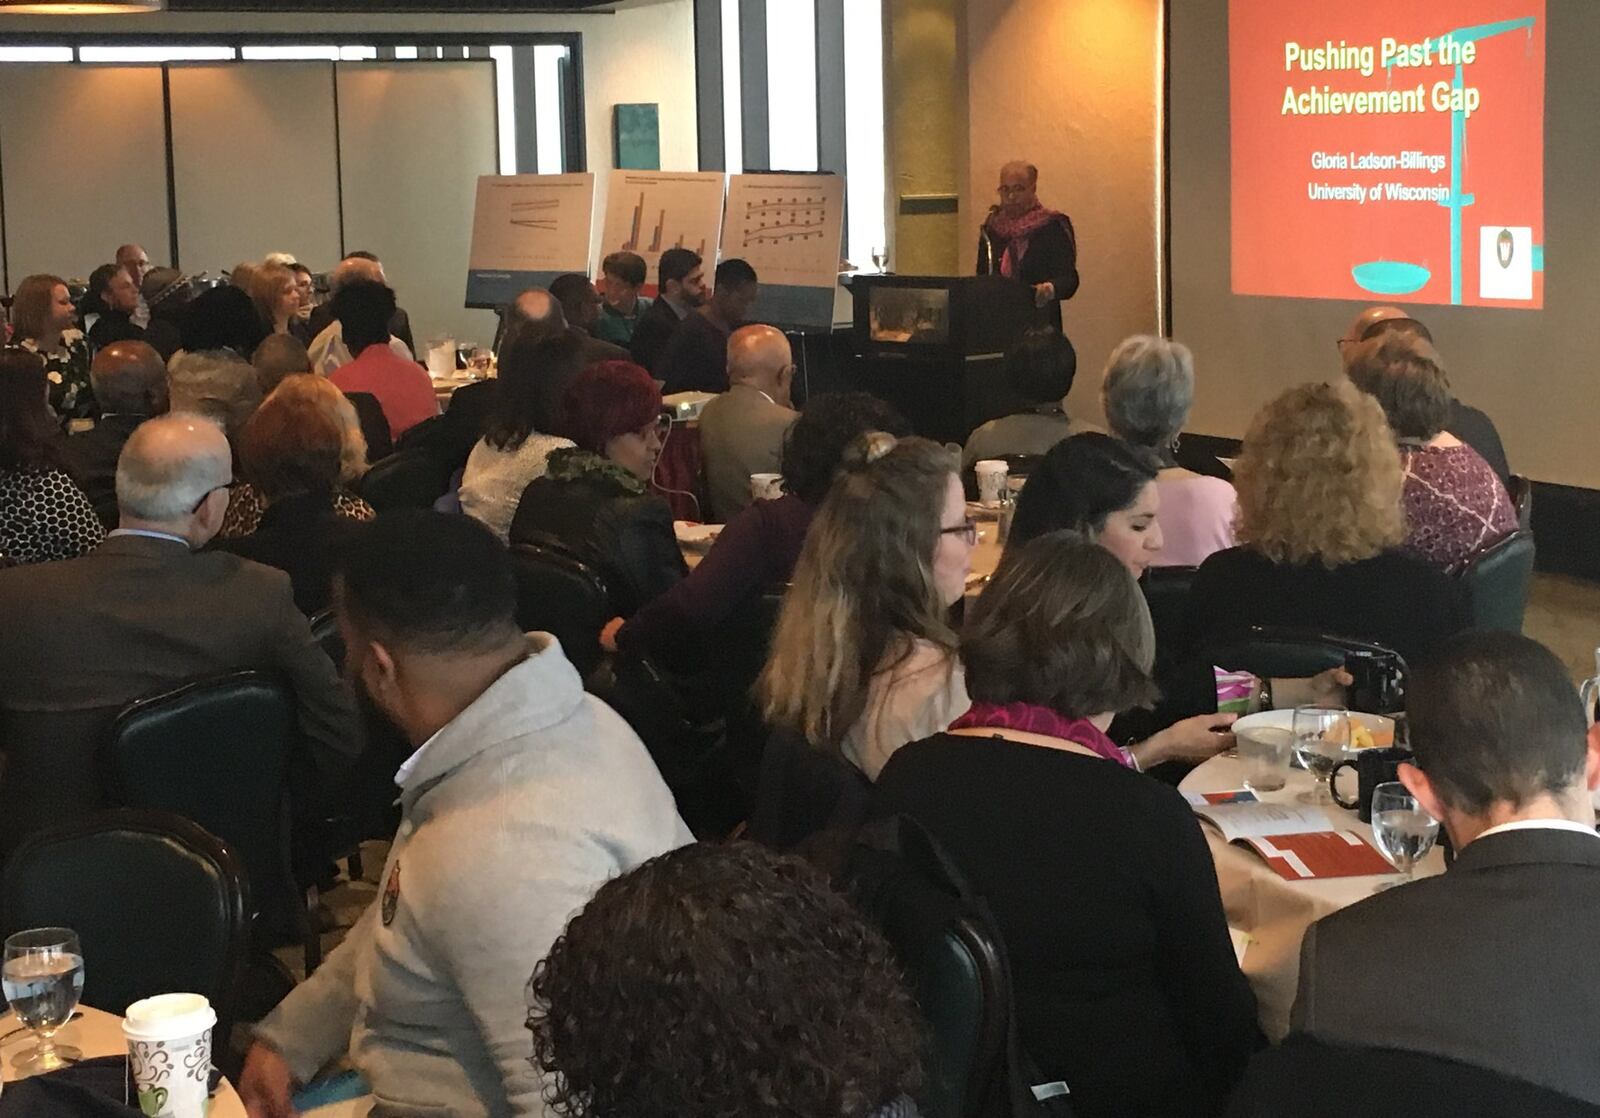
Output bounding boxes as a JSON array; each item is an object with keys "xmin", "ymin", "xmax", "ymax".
[
  {"xmin": 885, "ymin": 0, "xmax": 963, "ymax": 276},
  {"xmin": 961, "ymin": 0, "xmax": 1161, "ymax": 422}
]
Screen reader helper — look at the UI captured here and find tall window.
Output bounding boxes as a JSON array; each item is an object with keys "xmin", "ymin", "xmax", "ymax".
[{"xmin": 766, "ymin": 0, "xmax": 818, "ymax": 172}]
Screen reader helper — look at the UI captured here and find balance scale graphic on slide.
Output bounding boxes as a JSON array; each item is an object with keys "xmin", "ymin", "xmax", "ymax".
[{"xmin": 1352, "ymin": 16, "xmax": 1542, "ymax": 304}]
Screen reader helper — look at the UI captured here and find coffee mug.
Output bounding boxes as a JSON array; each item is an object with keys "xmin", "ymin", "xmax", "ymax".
[
  {"xmin": 749, "ymin": 473, "xmax": 784, "ymax": 502},
  {"xmin": 1330, "ymin": 746, "xmax": 1412, "ymax": 822}
]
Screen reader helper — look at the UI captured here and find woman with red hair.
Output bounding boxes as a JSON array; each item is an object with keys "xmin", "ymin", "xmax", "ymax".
[{"xmin": 509, "ymin": 360, "xmax": 686, "ymax": 615}]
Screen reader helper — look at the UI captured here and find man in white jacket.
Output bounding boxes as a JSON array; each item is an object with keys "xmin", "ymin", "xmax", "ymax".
[{"xmin": 240, "ymin": 511, "xmax": 691, "ymax": 1118}]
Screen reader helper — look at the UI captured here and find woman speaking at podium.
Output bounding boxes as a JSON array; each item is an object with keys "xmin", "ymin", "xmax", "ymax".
[{"xmin": 977, "ymin": 161, "xmax": 1080, "ymax": 326}]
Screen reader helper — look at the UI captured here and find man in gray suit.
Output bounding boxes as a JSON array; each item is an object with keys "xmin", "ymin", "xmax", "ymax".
[
  {"xmin": 696, "ymin": 324, "xmax": 798, "ymax": 522},
  {"xmin": 1293, "ymin": 631, "xmax": 1600, "ymax": 1105},
  {"xmin": 0, "ymin": 415, "xmax": 359, "ymax": 856}
]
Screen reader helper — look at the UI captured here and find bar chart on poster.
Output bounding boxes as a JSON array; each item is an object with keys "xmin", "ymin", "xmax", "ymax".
[
  {"xmin": 720, "ymin": 173, "xmax": 845, "ymax": 327},
  {"xmin": 1229, "ymin": 0, "xmax": 1545, "ymax": 307},
  {"xmin": 598, "ymin": 171, "xmax": 727, "ymax": 294}
]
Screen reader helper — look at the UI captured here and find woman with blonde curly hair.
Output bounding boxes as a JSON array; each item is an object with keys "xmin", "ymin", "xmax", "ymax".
[{"xmin": 1184, "ymin": 380, "xmax": 1466, "ymax": 665}]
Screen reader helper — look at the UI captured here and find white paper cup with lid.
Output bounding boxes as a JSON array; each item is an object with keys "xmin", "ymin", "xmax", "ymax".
[{"xmin": 122, "ymin": 993, "xmax": 216, "ymax": 1118}]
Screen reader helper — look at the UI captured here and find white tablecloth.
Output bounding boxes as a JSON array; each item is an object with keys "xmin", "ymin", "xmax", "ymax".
[{"xmin": 1179, "ymin": 754, "xmax": 1444, "ymax": 1039}]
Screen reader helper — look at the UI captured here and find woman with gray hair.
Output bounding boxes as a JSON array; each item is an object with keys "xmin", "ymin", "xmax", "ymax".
[{"xmin": 1100, "ymin": 335, "xmax": 1236, "ymax": 567}]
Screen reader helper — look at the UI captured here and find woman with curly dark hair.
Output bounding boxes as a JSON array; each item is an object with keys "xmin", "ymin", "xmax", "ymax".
[{"xmin": 527, "ymin": 841, "xmax": 924, "ymax": 1118}]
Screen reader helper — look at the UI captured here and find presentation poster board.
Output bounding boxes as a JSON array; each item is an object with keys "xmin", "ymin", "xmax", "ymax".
[
  {"xmin": 1229, "ymin": 0, "xmax": 1545, "ymax": 307},
  {"xmin": 465, "ymin": 173, "xmax": 595, "ymax": 307},
  {"xmin": 598, "ymin": 170, "xmax": 727, "ymax": 294},
  {"xmin": 719, "ymin": 172, "xmax": 845, "ymax": 327}
]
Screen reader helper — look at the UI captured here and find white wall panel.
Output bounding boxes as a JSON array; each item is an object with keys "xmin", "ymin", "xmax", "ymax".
[
  {"xmin": 0, "ymin": 65, "xmax": 169, "ymax": 289},
  {"xmin": 336, "ymin": 61, "xmax": 500, "ymax": 349}
]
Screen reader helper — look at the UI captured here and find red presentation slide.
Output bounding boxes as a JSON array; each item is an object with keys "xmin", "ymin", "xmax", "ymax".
[{"xmin": 1229, "ymin": 0, "xmax": 1545, "ymax": 308}]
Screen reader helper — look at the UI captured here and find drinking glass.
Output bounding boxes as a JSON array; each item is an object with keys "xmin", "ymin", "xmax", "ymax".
[
  {"xmin": 2, "ymin": 928, "xmax": 84, "ymax": 1072},
  {"xmin": 468, "ymin": 347, "xmax": 493, "ymax": 379},
  {"xmin": 1238, "ymin": 726, "xmax": 1294, "ymax": 792},
  {"xmin": 871, "ymin": 246, "xmax": 889, "ymax": 273},
  {"xmin": 1369, "ymin": 781, "xmax": 1439, "ymax": 890},
  {"xmin": 1293, "ymin": 707, "xmax": 1352, "ymax": 805}
]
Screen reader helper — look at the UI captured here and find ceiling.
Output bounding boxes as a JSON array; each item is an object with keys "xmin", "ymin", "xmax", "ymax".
[{"xmin": 165, "ymin": 0, "xmax": 615, "ymax": 9}]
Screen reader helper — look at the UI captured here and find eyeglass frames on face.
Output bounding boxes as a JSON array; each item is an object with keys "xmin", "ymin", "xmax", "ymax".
[{"xmin": 940, "ymin": 518, "xmax": 979, "ymax": 546}]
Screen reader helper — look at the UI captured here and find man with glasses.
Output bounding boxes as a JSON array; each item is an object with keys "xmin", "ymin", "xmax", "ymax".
[
  {"xmin": 0, "ymin": 414, "xmax": 359, "ymax": 858},
  {"xmin": 976, "ymin": 161, "xmax": 1080, "ymax": 324},
  {"xmin": 696, "ymin": 324, "xmax": 798, "ymax": 521}
]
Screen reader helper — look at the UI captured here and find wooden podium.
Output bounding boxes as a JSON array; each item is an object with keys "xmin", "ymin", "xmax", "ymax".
[{"xmin": 843, "ymin": 274, "xmax": 1046, "ymax": 444}]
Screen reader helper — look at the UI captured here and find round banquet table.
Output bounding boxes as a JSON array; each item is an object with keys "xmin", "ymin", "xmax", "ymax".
[
  {"xmin": 1179, "ymin": 753, "xmax": 1445, "ymax": 1041},
  {"xmin": 0, "ymin": 1004, "xmax": 245, "ymax": 1115}
]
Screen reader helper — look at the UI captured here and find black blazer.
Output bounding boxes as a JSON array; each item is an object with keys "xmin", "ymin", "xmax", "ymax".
[
  {"xmin": 628, "ymin": 297, "xmax": 686, "ymax": 375},
  {"xmin": 872, "ymin": 733, "xmax": 1262, "ymax": 1118},
  {"xmin": 63, "ymin": 413, "xmax": 147, "ymax": 528},
  {"xmin": 211, "ymin": 492, "xmax": 362, "ymax": 615},
  {"xmin": 1447, "ymin": 398, "xmax": 1510, "ymax": 484},
  {"xmin": 976, "ymin": 215, "xmax": 1081, "ymax": 301},
  {"xmin": 1294, "ymin": 827, "xmax": 1600, "ymax": 1107}
]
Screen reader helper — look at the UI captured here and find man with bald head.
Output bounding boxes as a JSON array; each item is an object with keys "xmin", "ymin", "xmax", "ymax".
[
  {"xmin": 307, "ymin": 252, "xmax": 416, "ymax": 375},
  {"xmin": 696, "ymin": 323, "xmax": 798, "ymax": 521},
  {"xmin": 1338, "ymin": 305, "xmax": 1510, "ymax": 483},
  {"xmin": 977, "ymin": 161, "xmax": 1079, "ymax": 322},
  {"xmin": 63, "ymin": 340, "xmax": 169, "ymax": 527},
  {"xmin": 0, "ymin": 414, "xmax": 359, "ymax": 856},
  {"xmin": 117, "ymin": 243, "xmax": 152, "ymax": 328}
]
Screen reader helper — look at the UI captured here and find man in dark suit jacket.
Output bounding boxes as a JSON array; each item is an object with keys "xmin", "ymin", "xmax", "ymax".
[
  {"xmin": 629, "ymin": 246, "xmax": 708, "ymax": 375},
  {"xmin": 1293, "ymin": 631, "xmax": 1600, "ymax": 1106},
  {"xmin": 63, "ymin": 340, "xmax": 168, "ymax": 528},
  {"xmin": 0, "ymin": 415, "xmax": 360, "ymax": 856}
]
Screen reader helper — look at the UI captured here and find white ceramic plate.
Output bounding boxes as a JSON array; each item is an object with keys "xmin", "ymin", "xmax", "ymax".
[{"xmin": 1233, "ymin": 708, "xmax": 1396, "ymax": 748}]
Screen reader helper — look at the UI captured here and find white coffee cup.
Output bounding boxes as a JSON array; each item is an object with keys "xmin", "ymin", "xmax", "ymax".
[
  {"xmin": 123, "ymin": 993, "xmax": 216, "ymax": 1118},
  {"xmin": 750, "ymin": 473, "xmax": 785, "ymax": 502},
  {"xmin": 974, "ymin": 459, "xmax": 1009, "ymax": 506},
  {"xmin": 424, "ymin": 337, "xmax": 456, "ymax": 379}
]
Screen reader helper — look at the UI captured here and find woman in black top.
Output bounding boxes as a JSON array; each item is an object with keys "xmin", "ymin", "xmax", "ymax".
[
  {"xmin": 873, "ymin": 532, "xmax": 1261, "ymax": 1117},
  {"xmin": 0, "ymin": 349, "xmax": 103, "ymax": 565},
  {"xmin": 1183, "ymin": 380, "xmax": 1467, "ymax": 667},
  {"xmin": 510, "ymin": 360, "xmax": 686, "ymax": 616}
]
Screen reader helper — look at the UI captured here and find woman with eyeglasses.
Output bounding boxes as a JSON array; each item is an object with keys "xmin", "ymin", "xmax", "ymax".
[
  {"xmin": 510, "ymin": 360, "xmax": 686, "ymax": 617},
  {"xmin": 759, "ymin": 434, "xmax": 974, "ymax": 780}
]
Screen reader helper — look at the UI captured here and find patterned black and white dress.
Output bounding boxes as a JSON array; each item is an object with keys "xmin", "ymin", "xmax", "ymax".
[
  {"xmin": 9, "ymin": 330, "xmax": 95, "ymax": 424},
  {"xmin": 0, "ymin": 468, "xmax": 104, "ymax": 566}
]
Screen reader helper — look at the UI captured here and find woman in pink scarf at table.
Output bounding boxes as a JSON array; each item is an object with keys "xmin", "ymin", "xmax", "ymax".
[{"xmin": 977, "ymin": 160, "xmax": 1080, "ymax": 314}]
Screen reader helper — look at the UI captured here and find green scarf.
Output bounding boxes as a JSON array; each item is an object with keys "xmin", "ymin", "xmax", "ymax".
[{"xmin": 544, "ymin": 447, "xmax": 648, "ymax": 495}]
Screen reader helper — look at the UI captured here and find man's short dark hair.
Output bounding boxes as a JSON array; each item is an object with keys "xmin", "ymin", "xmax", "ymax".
[
  {"xmin": 335, "ymin": 511, "xmax": 519, "ymax": 655},
  {"xmin": 715, "ymin": 258, "xmax": 758, "ymax": 290},
  {"xmin": 345, "ymin": 250, "xmax": 381, "ymax": 263},
  {"xmin": 781, "ymin": 391, "xmax": 911, "ymax": 505},
  {"xmin": 658, "ymin": 247, "xmax": 701, "ymax": 289},
  {"xmin": 330, "ymin": 280, "xmax": 397, "ymax": 356},
  {"xmin": 1409, "ymin": 632, "xmax": 1589, "ymax": 815},
  {"xmin": 549, "ymin": 273, "xmax": 595, "ymax": 320},
  {"xmin": 1006, "ymin": 325, "xmax": 1077, "ymax": 405},
  {"xmin": 602, "ymin": 251, "xmax": 646, "ymax": 287}
]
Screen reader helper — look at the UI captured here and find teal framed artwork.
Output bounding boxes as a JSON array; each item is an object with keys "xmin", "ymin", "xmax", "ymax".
[{"xmin": 614, "ymin": 103, "xmax": 662, "ymax": 170}]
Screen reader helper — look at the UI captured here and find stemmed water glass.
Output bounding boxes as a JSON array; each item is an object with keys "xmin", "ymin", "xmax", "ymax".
[
  {"xmin": 1369, "ymin": 781, "xmax": 1440, "ymax": 891},
  {"xmin": 2, "ymin": 928, "xmax": 85, "ymax": 1073},
  {"xmin": 1293, "ymin": 706, "xmax": 1352, "ymax": 805},
  {"xmin": 871, "ymin": 245, "xmax": 889, "ymax": 273}
]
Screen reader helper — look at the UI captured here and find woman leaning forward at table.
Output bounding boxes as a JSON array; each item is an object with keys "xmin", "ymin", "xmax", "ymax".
[{"xmin": 871, "ymin": 531, "xmax": 1262, "ymax": 1118}]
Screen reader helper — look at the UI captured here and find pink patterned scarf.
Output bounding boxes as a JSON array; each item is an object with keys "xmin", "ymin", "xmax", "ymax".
[
  {"xmin": 984, "ymin": 205, "xmax": 1070, "ymax": 279},
  {"xmin": 949, "ymin": 701, "xmax": 1130, "ymax": 767}
]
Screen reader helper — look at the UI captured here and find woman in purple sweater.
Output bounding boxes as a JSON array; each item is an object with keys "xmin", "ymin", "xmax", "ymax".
[{"xmin": 609, "ymin": 392, "xmax": 910, "ymax": 673}]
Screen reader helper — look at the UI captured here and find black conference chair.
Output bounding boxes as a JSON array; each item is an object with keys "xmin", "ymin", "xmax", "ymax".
[
  {"xmin": 1204, "ymin": 627, "xmax": 1408, "ymax": 715},
  {"xmin": 1226, "ymin": 1035, "xmax": 1600, "ymax": 1118},
  {"xmin": 104, "ymin": 671, "xmax": 322, "ymax": 972},
  {"xmin": 747, "ymin": 727, "xmax": 873, "ymax": 858},
  {"xmin": 1459, "ymin": 530, "xmax": 1536, "ymax": 633},
  {"xmin": 343, "ymin": 391, "xmax": 393, "ymax": 463},
  {"xmin": 1507, "ymin": 473, "xmax": 1533, "ymax": 533},
  {"xmin": 847, "ymin": 816, "xmax": 1067, "ymax": 1118},
  {"xmin": 1142, "ymin": 565, "xmax": 1198, "ymax": 661},
  {"xmin": 1, "ymin": 809, "xmax": 250, "ymax": 1050},
  {"xmin": 356, "ymin": 445, "xmax": 455, "ymax": 511},
  {"xmin": 308, "ymin": 608, "xmax": 343, "ymax": 670},
  {"xmin": 508, "ymin": 542, "xmax": 612, "ymax": 679}
]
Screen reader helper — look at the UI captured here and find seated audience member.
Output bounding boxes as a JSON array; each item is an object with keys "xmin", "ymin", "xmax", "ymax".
[
  {"xmin": 215, "ymin": 386, "xmax": 365, "ymax": 613},
  {"xmin": 550, "ymin": 272, "xmax": 605, "ymax": 338},
  {"xmin": 178, "ymin": 283, "xmax": 268, "ymax": 359},
  {"xmin": 64, "ymin": 340, "xmax": 169, "ymax": 528},
  {"xmin": 306, "ymin": 255, "xmax": 415, "ymax": 374},
  {"xmin": 1101, "ymin": 335, "xmax": 1237, "ymax": 566},
  {"xmin": 962, "ymin": 325, "xmax": 1091, "ymax": 469},
  {"xmin": 613, "ymin": 392, "xmax": 911, "ymax": 670},
  {"xmin": 656, "ymin": 258, "xmax": 760, "ymax": 395},
  {"xmin": 251, "ymin": 332, "xmax": 314, "ymax": 396},
  {"xmin": 759, "ymin": 435, "xmax": 972, "ymax": 779},
  {"xmin": 240, "ymin": 511, "xmax": 690, "ymax": 1118},
  {"xmin": 0, "ymin": 414, "xmax": 358, "ymax": 856},
  {"xmin": 872, "ymin": 532, "xmax": 1261, "ymax": 1117},
  {"xmin": 326, "ymin": 280, "xmax": 438, "ymax": 442},
  {"xmin": 528, "ymin": 842, "xmax": 922, "ymax": 1118},
  {"xmin": 1184, "ymin": 381, "xmax": 1467, "ymax": 666},
  {"xmin": 1340, "ymin": 305, "xmax": 1509, "ymax": 483},
  {"xmin": 1344, "ymin": 331, "xmax": 1514, "ymax": 572},
  {"xmin": 0, "ymin": 349, "xmax": 103, "ymax": 564},
  {"xmin": 509, "ymin": 361, "xmax": 686, "ymax": 616},
  {"xmin": 167, "ymin": 348, "xmax": 263, "ymax": 456},
  {"xmin": 221, "ymin": 374, "xmax": 374, "ymax": 540},
  {"xmin": 140, "ymin": 267, "xmax": 193, "ymax": 363},
  {"xmin": 1009, "ymin": 432, "xmax": 1165, "ymax": 576},
  {"xmin": 499, "ymin": 284, "xmax": 624, "ymax": 375},
  {"xmin": 629, "ymin": 246, "xmax": 708, "ymax": 374},
  {"xmin": 287, "ymin": 260, "xmax": 317, "ymax": 343},
  {"xmin": 593, "ymin": 250, "xmax": 651, "ymax": 347},
  {"xmin": 697, "ymin": 323, "xmax": 798, "ymax": 521},
  {"xmin": 1293, "ymin": 631, "xmax": 1600, "ymax": 1106},
  {"xmin": 116, "ymin": 242, "xmax": 152, "ymax": 329},
  {"xmin": 459, "ymin": 329, "xmax": 578, "ymax": 542},
  {"xmin": 249, "ymin": 261, "xmax": 303, "ymax": 341},
  {"xmin": 6, "ymin": 273, "xmax": 93, "ymax": 424},
  {"xmin": 83, "ymin": 263, "xmax": 145, "ymax": 349}
]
